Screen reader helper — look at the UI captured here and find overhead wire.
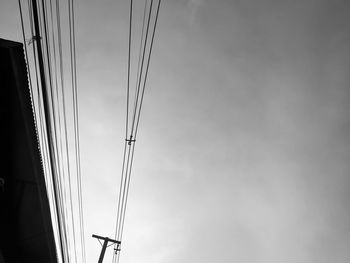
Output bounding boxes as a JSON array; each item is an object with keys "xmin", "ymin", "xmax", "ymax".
[
  {"xmin": 43, "ymin": 2, "xmax": 70, "ymax": 261},
  {"xmin": 66, "ymin": 0, "xmax": 79, "ymax": 262},
  {"xmin": 113, "ymin": 2, "xmax": 134, "ymax": 260},
  {"xmin": 19, "ymin": 0, "xmax": 88, "ymax": 262},
  {"xmin": 45, "ymin": 0, "xmax": 72, "ymax": 260},
  {"xmin": 47, "ymin": 2, "xmax": 74, "ymax": 261},
  {"xmin": 40, "ymin": 7, "xmax": 69, "ymax": 258},
  {"xmin": 118, "ymin": 0, "xmax": 153, "ymax": 240},
  {"xmin": 125, "ymin": 0, "xmax": 133, "ymax": 138},
  {"xmin": 54, "ymin": 0, "xmax": 79, "ymax": 260},
  {"xmin": 46, "ymin": 0, "xmax": 67, "ymax": 242},
  {"xmin": 19, "ymin": 0, "xmax": 161, "ymax": 262},
  {"xmin": 112, "ymin": 1, "xmax": 135, "ymax": 262},
  {"xmin": 112, "ymin": 1, "xmax": 161, "ymax": 263},
  {"xmin": 33, "ymin": 0, "xmax": 65, "ymax": 260},
  {"xmin": 28, "ymin": 0, "xmax": 59, "ymax": 246},
  {"xmin": 68, "ymin": 0, "xmax": 87, "ymax": 261},
  {"xmin": 133, "ymin": 0, "xmax": 149, "ymax": 124},
  {"xmin": 18, "ymin": 1, "xmax": 58, "ymax": 262},
  {"xmin": 18, "ymin": 0, "xmax": 35, "ymax": 121},
  {"xmin": 130, "ymin": 0, "xmax": 154, "ymax": 137},
  {"xmin": 134, "ymin": 0, "xmax": 161, "ymax": 138},
  {"xmin": 28, "ymin": 0, "xmax": 52, "ymax": 208},
  {"xmin": 30, "ymin": 0, "xmax": 68, "ymax": 261}
]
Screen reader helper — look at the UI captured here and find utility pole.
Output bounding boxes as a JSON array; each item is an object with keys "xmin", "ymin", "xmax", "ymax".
[{"xmin": 92, "ymin": 234, "xmax": 121, "ymax": 263}]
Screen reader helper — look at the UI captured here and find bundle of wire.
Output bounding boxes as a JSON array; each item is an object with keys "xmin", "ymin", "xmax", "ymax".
[
  {"xmin": 18, "ymin": 0, "xmax": 86, "ymax": 262},
  {"xmin": 112, "ymin": 0, "xmax": 162, "ymax": 263}
]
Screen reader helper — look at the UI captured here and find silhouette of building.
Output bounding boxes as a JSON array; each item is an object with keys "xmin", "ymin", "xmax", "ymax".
[{"xmin": 0, "ymin": 38, "xmax": 57, "ymax": 263}]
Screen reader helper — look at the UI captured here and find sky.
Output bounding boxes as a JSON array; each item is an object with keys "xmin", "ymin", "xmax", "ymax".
[{"xmin": 1, "ymin": 0, "xmax": 350, "ymax": 263}]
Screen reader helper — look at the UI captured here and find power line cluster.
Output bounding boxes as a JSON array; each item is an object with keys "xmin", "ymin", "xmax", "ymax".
[
  {"xmin": 18, "ymin": 1, "xmax": 86, "ymax": 263},
  {"xmin": 112, "ymin": 0, "xmax": 162, "ymax": 263}
]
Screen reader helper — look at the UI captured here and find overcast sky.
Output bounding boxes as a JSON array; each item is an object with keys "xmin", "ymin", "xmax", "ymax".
[{"xmin": 2, "ymin": 0, "xmax": 350, "ymax": 263}]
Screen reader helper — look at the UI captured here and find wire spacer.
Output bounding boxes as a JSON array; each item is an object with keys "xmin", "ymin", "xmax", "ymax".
[
  {"xmin": 125, "ymin": 135, "xmax": 136, "ymax": 145},
  {"xmin": 114, "ymin": 243, "xmax": 121, "ymax": 254}
]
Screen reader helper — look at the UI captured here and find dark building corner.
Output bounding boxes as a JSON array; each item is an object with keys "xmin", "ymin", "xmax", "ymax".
[{"xmin": 0, "ymin": 38, "xmax": 57, "ymax": 263}]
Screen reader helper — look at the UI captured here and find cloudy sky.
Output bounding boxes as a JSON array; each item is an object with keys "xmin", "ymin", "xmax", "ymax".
[{"xmin": 2, "ymin": 0, "xmax": 350, "ymax": 263}]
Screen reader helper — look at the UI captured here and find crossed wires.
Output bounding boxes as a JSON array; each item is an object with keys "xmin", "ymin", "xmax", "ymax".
[{"xmin": 112, "ymin": 0, "xmax": 162, "ymax": 262}]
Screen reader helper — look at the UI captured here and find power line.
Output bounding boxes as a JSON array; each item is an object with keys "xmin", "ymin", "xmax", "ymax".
[
  {"xmin": 19, "ymin": 0, "xmax": 87, "ymax": 262},
  {"xmin": 30, "ymin": 0, "xmax": 66, "ymax": 261},
  {"xmin": 112, "ymin": 1, "xmax": 162, "ymax": 263},
  {"xmin": 134, "ymin": 0, "xmax": 161, "ymax": 138},
  {"xmin": 130, "ymin": 0, "xmax": 154, "ymax": 137},
  {"xmin": 68, "ymin": 0, "xmax": 87, "ymax": 261}
]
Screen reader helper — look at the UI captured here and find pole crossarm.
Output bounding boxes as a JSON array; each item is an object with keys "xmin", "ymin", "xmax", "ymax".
[{"xmin": 92, "ymin": 234, "xmax": 121, "ymax": 244}]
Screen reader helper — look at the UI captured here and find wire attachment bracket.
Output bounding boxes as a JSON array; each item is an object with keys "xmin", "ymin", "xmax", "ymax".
[
  {"xmin": 114, "ymin": 245, "xmax": 121, "ymax": 254},
  {"xmin": 125, "ymin": 135, "xmax": 136, "ymax": 145},
  {"xmin": 26, "ymin": 35, "xmax": 41, "ymax": 45}
]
